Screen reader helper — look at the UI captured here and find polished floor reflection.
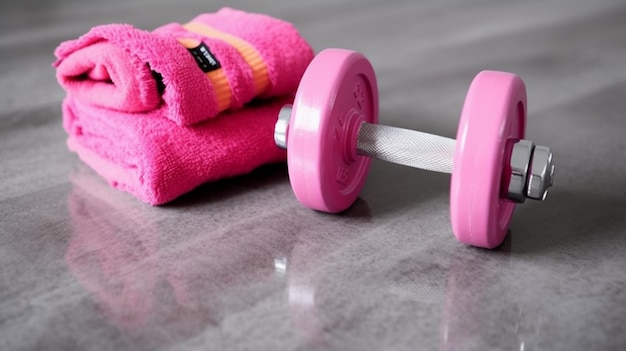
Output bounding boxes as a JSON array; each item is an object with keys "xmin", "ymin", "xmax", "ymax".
[{"xmin": 57, "ymin": 164, "xmax": 626, "ymax": 350}]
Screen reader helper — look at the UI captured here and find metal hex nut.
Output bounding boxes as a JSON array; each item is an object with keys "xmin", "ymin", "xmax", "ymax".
[
  {"xmin": 527, "ymin": 145, "xmax": 554, "ymax": 201},
  {"xmin": 507, "ymin": 140, "xmax": 534, "ymax": 203}
]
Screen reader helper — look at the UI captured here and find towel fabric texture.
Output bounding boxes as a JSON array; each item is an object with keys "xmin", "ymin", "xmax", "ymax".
[
  {"xmin": 63, "ymin": 96, "xmax": 292, "ymax": 205},
  {"xmin": 54, "ymin": 7, "xmax": 313, "ymax": 126},
  {"xmin": 54, "ymin": 8, "xmax": 314, "ymax": 204}
]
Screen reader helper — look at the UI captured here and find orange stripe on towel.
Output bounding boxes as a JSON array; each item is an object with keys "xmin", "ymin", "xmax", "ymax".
[
  {"xmin": 183, "ymin": 22, "xmax": 271, "ymax": 97},
  {"xmin": 177, "ymin": 37, "xmax": 232, "ymax": 112}
]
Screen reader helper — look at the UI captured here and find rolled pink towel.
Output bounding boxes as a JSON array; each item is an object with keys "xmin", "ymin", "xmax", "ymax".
[
  {"xmin": 54, "ymin": 8, "xmax": 313, "ymax": 126},
  {"xmin": 62, "ymin": 96, "xmax": 290, "ymax": 205}
]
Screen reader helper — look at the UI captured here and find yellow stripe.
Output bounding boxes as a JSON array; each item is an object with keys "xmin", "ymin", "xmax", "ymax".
[
  {"xmin": 177, "ymin": 37, "xmax": 231, "ymax": 112},
  {"xmin": 183, "ymin": 22, "xmax": 271, "ymax": 96}
]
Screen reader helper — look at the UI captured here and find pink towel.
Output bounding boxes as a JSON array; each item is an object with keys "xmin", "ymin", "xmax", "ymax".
[
  {"xmin": 62, "ymin": 96, "xmax": 290, "ymax": 205},
  {"xmin": 54, "ymin": 9, "xmax": 313, "ymax": 204},
  {"xmin": 54, "ymin": 7, "xmax": 313, "ymax": 126}
]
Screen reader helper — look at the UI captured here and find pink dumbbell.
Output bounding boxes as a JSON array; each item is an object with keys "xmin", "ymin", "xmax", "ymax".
[{"xmin": 274, "ymin": 49, "xmax": 554, "ymax": 249}]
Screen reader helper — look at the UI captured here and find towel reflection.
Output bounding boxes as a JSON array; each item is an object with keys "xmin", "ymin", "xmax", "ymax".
[{"xmin": 65, "ymin": 169, "xmax": 297, "ymax": 346}]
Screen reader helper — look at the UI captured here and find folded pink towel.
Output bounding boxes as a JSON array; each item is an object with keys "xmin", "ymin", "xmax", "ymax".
[
  {"xmin": 54, "ymin": 9, "xmax": 312, "ymax": 204},
  {"xmin": 54, "ymin": 7, "xmax": 313, "ymax": 126},
  {"xmin": 62, "ymin": 96, "xmax": 289, "ymax": 205}
]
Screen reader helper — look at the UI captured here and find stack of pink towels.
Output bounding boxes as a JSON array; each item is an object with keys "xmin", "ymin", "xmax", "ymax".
[{"xmin": 54, "ymin": 8, "xmax": 314, "ymax": 205}]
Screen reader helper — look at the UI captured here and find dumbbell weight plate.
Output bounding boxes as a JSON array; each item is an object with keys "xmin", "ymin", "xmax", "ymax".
[
  {"xmin": 286, "ymin": 49, "xmax": 379, "ymax": 213},
  {"xmin": 450, "ymin": 71, "xmax": 527, "ymax": 249}
]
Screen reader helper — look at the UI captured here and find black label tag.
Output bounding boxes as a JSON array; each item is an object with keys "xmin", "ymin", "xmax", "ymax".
[{"xmin": 187, "ymin": 42, "xmax": 221, "ymax": 73}]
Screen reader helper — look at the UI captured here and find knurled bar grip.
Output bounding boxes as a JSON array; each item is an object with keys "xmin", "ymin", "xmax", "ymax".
[{"xmin": 356, "ymin": 123, "xmax": 456, "ymax": 174}]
